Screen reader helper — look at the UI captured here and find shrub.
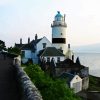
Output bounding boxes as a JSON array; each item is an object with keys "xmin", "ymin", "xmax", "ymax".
[
  {"xmin": 24, "ymin": 64, "xmax": 81, "ymax": 100},
  {"xmin": 8, "ymin": 47, "xmax": 21, "ymax": 55}
]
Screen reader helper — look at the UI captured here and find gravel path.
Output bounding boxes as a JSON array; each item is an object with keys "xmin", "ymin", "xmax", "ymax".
[{"xmin": 0, "ymin": 54, "xmax": 21, "ymax": 100}]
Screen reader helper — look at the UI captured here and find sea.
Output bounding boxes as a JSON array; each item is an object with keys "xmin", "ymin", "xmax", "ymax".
[{"xmin": 74, "ymin": 53, "xmax": 100, "ymax": 77}]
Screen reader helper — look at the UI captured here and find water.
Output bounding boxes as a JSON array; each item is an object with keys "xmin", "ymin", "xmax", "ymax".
[{"xmin": 74, "ymin": 53, "xmax": 100, "ymax": 77}]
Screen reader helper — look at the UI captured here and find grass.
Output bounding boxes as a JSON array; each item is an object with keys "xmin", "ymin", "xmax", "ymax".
[{"xmin": 88, "ymin": 75, "xmax": 100, "ymax": 91}]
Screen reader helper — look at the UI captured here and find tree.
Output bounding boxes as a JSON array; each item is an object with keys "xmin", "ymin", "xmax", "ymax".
[
  {"xmin": 0, "ymin": 40, "xmax": 6, "ymax": 51},
  {"xmin": 76, "ymin": 57, "xmax": 81, "ymax": 65},
  {"xmin": 8, "ymin": 47, "xmax": 21, "ymax": 55}
]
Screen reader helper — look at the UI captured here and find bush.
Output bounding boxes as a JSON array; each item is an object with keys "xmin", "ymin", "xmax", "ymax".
[
  {"xmin": 8, "ymin": 47, "xmax": 21, "ymax": 55},
  {"xmin": 24, "ymin": 64, "xmax": 81, "ymax": 100}
]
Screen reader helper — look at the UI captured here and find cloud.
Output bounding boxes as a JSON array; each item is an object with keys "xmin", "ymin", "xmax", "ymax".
[{"xmin": 0, "ymin": 0, "xmax": 16, "ymax": 6}]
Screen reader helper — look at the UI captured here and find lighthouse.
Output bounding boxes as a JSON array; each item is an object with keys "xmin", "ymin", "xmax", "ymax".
[{"xmin": 51, "ymin": 11, "xmax": 67, "ymax": 54}]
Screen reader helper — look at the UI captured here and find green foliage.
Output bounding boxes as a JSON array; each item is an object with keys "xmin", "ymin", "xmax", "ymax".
[
  {"xmin": 88, "ymin": 75, "xmax": 100, "ymax": 91},
  {"xmin": 8, "ymin": 47, "xmax": 21, "ymax": 55},
  {"xmin": 24, "ymin": 64, "xmax": 81, "ymax": 100},
  {"xmin": 76, "ymin": 57, "xmax": 81, "ymax": 65},
  {"xmin": 0, "ymin": 40, "xmax": 6, "ymax": 51}
]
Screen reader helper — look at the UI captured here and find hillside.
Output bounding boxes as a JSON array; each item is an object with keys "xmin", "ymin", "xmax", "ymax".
[
  {"xmin": 24, "ymin": 64, "xmax": 81, "ymax": 100},
  {"xmin": 88, "ymin": 75, "xmax": 100, "ymax": 91}
]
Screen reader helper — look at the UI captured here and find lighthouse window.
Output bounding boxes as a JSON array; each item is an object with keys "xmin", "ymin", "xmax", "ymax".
[{"xmin": 61, "ymin": 33, "xmax": 63, "ymax": 35}]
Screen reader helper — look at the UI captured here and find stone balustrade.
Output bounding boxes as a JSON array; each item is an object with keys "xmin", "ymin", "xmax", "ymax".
[{"xmin": 14, "ymin": 57, "xmax": 43, "ymax": 100}]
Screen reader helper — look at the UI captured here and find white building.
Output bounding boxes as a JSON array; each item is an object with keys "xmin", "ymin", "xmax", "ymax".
[
  {"xmin": 51, "ymin": 11, "xmax": 67, "ymax": 54},
  {"xmin": 40, "ymin": 47, "xmax": 65, "ymax": 63},
  {"xmin": 70, "ymin": 75, "xmax": 82, "ymax": 93},
  {"xmin": 15, "ymin": 11, "xmax": 73, "ymax": 64},
  {"xmin": 60, "ymin": 73, "xmax": 82, "ymax": 93},
  {"xmin": 15, "ymin": 36, "xmax": 52, "ymax": 63}
]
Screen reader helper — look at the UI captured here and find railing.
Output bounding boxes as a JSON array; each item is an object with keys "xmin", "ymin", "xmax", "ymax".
[{"xmin": 13, "ymin": 57, "xmax": 43, "ymax": 100}]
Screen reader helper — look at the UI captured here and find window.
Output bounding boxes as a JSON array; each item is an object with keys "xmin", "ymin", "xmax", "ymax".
[
  {"xmin": 21, "ymin": 51, "xmax": 25, "ymax": 58},
  {"xmin": 43, "ymin": 43, "xmax": 46, "ymax": 49},
  {"xmin": 57, "ymin": 57, "xmax": 60, "ymax": 63},
  {"xmin": 61, "ymin": 33, "xmax": 63, "ymax": 35},
  {"xmin": 47, "ymin": 57, "xmax": 50, "ymax": 62}
]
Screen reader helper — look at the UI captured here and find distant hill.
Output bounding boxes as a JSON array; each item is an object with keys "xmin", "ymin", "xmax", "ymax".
[{"xmin": 72, "ymin": 43, "xmax": 100, "ymax": 53}]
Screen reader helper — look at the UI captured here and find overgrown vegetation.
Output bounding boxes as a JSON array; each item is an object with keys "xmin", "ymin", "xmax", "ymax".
[
  {"xmin": 8, "ymin": 47, "xmax": 21, "ymax": 55},
  {"xmin": 88, "ymin": 75, "xmax": 100, "ymax": 91},
  {"xmin": 24, "ymin": 64, "xmax": 81, "ymax": 100}
]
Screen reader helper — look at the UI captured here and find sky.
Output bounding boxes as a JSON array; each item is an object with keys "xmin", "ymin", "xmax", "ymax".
[{"xmin": 0, "ymin": 0, "xmax": 100, "ymax": 47}]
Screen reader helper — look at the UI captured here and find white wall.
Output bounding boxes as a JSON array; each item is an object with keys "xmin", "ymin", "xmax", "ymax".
[
  {"xmin": 42, "ymin": 56, "xmax": 65, "ymax": 63},
  {"xmin": 31, "ymin": 52, "xmax": 38, "ymax": 64},
  {"xmin": 66, "ymin": 49, "xmax": 74, "ymax": 60},
  {"xmin": 52, "ymin": 27, "xmax": 66, "ymax": 38},
  {"xmin": 22, "ymin": 52, "xmax": 38, "ymax": 64},
  {"xmin": 36, "ymin": 37, "xmax": 52, "ymax": 53},
  {"xmin": 52, "ymin": 26, "xmax": 67, "ymax": 54},
  {"xmin": 70, "ymin": 75, "xmax": 82, "ymax": 93},
  {"xmin": 21, "ymin": 37, "xmax": 52, "ymax": 64},
  {"xmin": 21, "ymin": 50, "xmax": 32, "ymax": 64},
  {"xmin": 24, "ymin": 50, "xmax": 32, "ymax": 59},
  {"xmin": 22, "ymin": 58, "xmax": 28, "ymax": 64}
]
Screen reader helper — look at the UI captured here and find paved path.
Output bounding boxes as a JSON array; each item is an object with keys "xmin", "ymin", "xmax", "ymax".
[{"xmin": 0, "ymin": 54, "xmax": 21, "ymax": 100}]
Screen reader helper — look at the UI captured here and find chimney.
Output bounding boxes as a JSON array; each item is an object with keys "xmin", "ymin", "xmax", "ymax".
[
  {"xmin": 64, "ymin": 14, "xmax": 66, "ymax": 22},
  {"xmin": 35, "ymin": 34, "xmax": 38, "ymax": 40},
  {"xmin": 20, "ymin": 38, "xmax": 22, "ymax": 44},
  {"xmin": 68, "ymin": 44, "xmax": 70, "ymax": 49},
  {"xmin": 28, "ymin": 37, "xmax": 30, "ymax": 44}
]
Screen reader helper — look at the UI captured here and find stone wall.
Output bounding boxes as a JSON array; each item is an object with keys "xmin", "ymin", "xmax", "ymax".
[
  {"xmin": 82, "ymin": 77, "xmax": 89, "ymax": 90},
  {"xmin": 14, "ymin": 58, "xmax": 43, "ymax": 100}
]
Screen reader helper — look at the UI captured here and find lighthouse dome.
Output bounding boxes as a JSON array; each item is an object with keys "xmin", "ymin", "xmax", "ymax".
[{"xmin": 55, "ymin": 11, "xmax": 63, "ymax": 21}]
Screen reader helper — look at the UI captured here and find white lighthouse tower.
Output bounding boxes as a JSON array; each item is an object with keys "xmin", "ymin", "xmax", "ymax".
[{"xmin": 51, "ymin": 11, "xmax": 67, "ymax": 54}]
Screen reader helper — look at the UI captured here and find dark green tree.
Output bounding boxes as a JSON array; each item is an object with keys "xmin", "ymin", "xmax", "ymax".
[
  {"xmin": 8, "ymin": 46, "xmax": 21, "ymax": 55},
  {"xmin": 0, "ymin": 40, "xmax": 6, "ymax": 51},
  {"xmin": 76, "ymin": 57, "xmax": 81, "ymax": 65}
]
